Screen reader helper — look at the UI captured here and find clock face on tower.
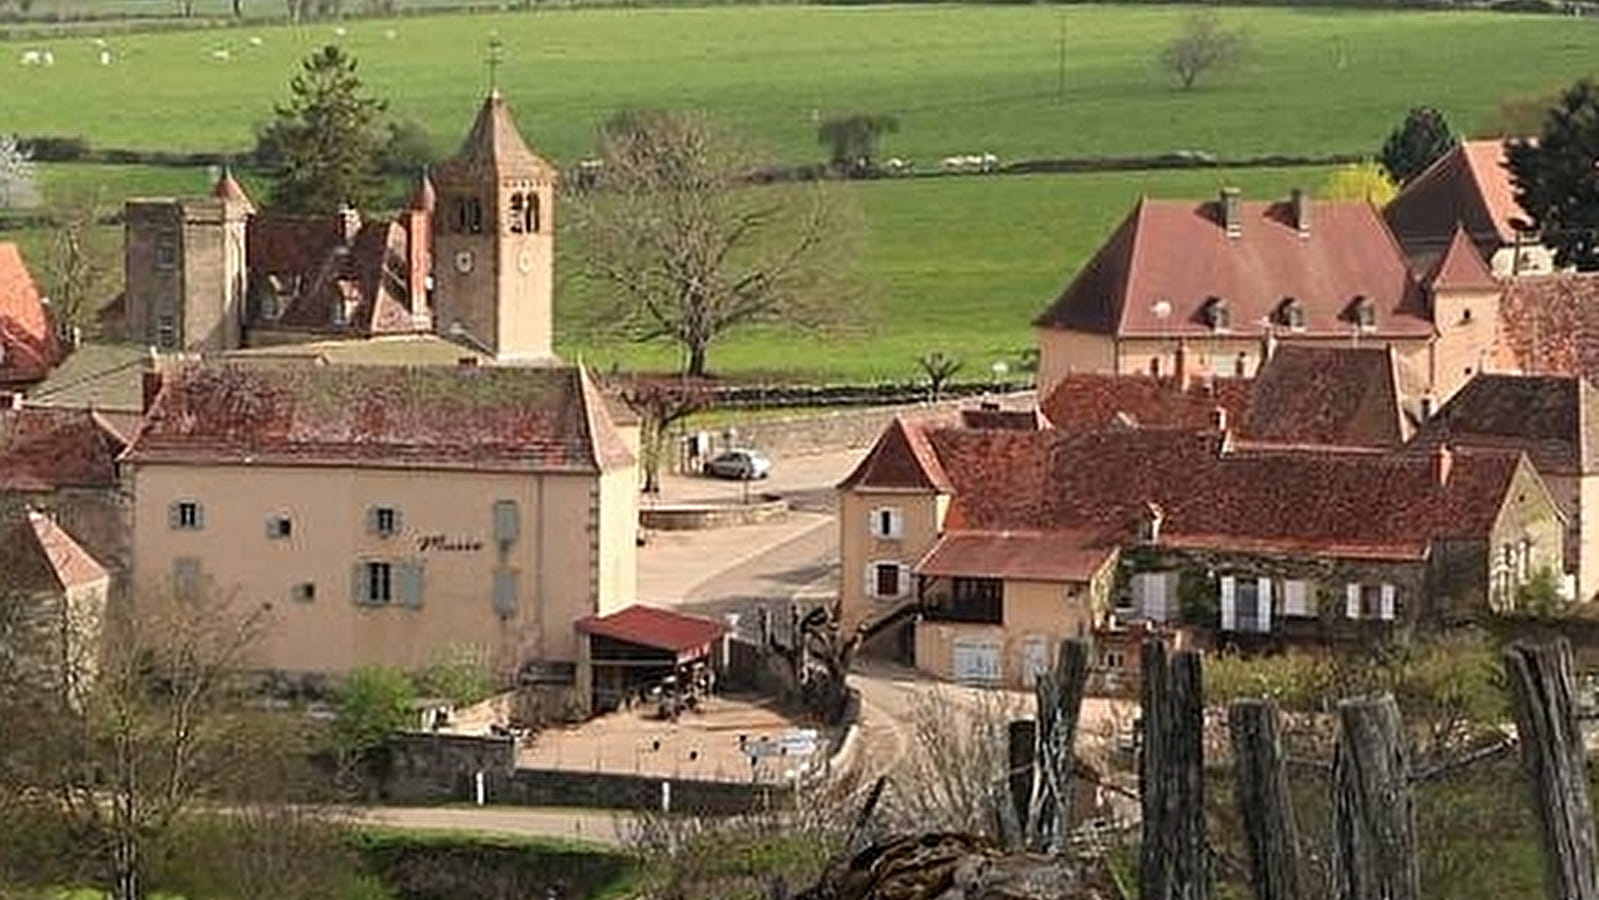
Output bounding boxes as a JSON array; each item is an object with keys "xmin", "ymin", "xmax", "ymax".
[
  {"xmin": 517, "ymin": 249, "xmax": 533, "ymax": 274},
  {"xmin": 454, "ymin": 250, "xmax": 475, "ymax": 274}
]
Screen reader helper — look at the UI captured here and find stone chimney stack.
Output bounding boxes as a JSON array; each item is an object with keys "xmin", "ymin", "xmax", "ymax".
[
  {"xmin": 1221, "ymin": 187, "xmax": 1242, "ymax": 239},
  {"xmin": 1291, "ymin": 188, "xmax": 1311, "ymax": 238},
  {"xmin": 1433, "ymin": 443, "xmax": 1453, "ymax": 487}
]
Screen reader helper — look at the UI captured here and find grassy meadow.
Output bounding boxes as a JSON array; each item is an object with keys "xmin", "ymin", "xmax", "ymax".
[
  {"xmin": 0, "ymin": 5, "xmax": 1594, "ymax": 163},
  {"xmin": 3, "ymin": 3, "xmax": 1591, "ymax": 379}
]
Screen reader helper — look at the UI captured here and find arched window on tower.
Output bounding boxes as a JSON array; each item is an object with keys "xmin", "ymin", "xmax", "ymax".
[
  {"xmin": 453, "ymin": 199, "xmax": 469, "ymax": 234},
  {"xmin": 529, "ymin": 193, "xmax": 540, "ymax": 233},
  {"xmin": 509, "ymin": 193, "xmax": 526, "ymax": 234},
  {"xmin": 467, "ymin": 198, "xmax": 484, "ymax": 234}
]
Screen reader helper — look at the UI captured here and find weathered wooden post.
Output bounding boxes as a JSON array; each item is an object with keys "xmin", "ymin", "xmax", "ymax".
[
  {"xmin": 1004, "ymin": 719, "xmax": 1036, "ymax": 849},
  {"xmin": 1331, "ymin": 694, "xmax": 1417, "ymax": 900},
  {"xmin": 1140, "ymin": 640, "xmax": 1209, "ymax": 900},
  {"xmin": 1028, "ymin": 638, "xmax": 1090, "ymax": 853},
  {"xmin": 1227, "ymin": 698, "xmax": 1302, "ymax": 900},
  {"xmin": 1505, "ymin": 639, "xmax": 1599, "ymax": 900}
]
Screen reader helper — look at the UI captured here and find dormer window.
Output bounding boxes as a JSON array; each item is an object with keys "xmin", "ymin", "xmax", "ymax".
[
  {"xmin": 1205, "ymin": 296, "xmax": 1230, "ymax": 332},
  {"xmin": 1351, "ymin": 295, "xmax": 1376, "ymax": 331},
  {"xmin": 1280, "ymin": 297, "xmax": 1306, "ymax": 331},
  {"xmin": 1138, "ymin": 502, "xmax": 1165, "ymax": 544}
]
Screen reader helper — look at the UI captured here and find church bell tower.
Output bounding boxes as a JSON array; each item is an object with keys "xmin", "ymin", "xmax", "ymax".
[{"xmin": 431, "ymin": 90, "xmax": 557, "ymax": 361}]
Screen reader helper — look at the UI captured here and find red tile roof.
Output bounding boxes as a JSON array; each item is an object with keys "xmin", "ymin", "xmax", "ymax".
[
  {"xmin": 248, "ymin": 215, "xmax": 428, "ymax": 339},
  {"xmin": 125, "ymin": 362, "xmax": 634, "ymax": 473},
  {"xmin": 0, "ymin": 510, "xmax": 108, "ymax": 593},
  {"xmin": 837, "ymin": 416, "xmax": 955, "ymax": 492},
  {"xmin": 922, "ymin": 427, "xmax": 1520, "ymax": 561},
  {"xmin": 1242, "ymin": 345, "xmax": 1406, "ymax": 447},
  {"xmin": 916, "ymin": 530, "xmax": 1116, "ymax": 583},
  {"xmin": 211, "ymin": 167, "xmax": 254, "ymax": 211},
  {"xmin": 1040, "ymin": 373, "xmax": 1252, "ymax": 433},
  {"xmin": 1426, "ymin": 225, "xmax": 1499, "ymax": 292},
  {"xmin": 0, "ymin": 405, "xmax": 126, "ymax": 490},
  {"xmin": 958, "ymin": 407, "xmax": 1046, "ymax": 430},
  {"xmin": 0, "ymin": 243, "xmax": 60, "ymax": 385},
  {"xmin": 1409, "ymin": 374, "xmax": 1597, "ymax": 476},
  {"xmin": 1385, "ymin": 140, "xmax": 1530, "ymax": 264},
  {"xmin": 1035, "ymin": 195, "xmax": 1430, "ymax": 339},
  {"xmin": 576, "ymin": 604, "xmax": 726, "ymax": 654},
  {"xmin": 1498, "ymin": 274, "xmax": 1599, "ymax": 380},
  {"xmin": 435, "ymin": 91, "xmax": 556, "ymax": 182}
]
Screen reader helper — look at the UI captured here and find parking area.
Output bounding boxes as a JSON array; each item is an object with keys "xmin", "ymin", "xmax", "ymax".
[{"xmin": 518, "ymin": 693, "xmax": 822, "ymax": 783}]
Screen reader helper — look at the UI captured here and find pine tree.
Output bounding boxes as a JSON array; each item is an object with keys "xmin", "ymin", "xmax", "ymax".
[
  {"xmin": 1508, "ymin": 79, "xmax": 1599, "ymax": 271},
  {"xmin": 1379, "ymin": 106, "xmax": 1456, "ymax": 186},
  {"xmin": 262, "ymin": 45, "xmax": 387, "ymax": 215}
]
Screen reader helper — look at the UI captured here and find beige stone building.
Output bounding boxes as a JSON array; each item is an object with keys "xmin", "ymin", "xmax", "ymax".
[
  {"xmin": 123, "ymin": 361, "xmax": 637, "ymax": 700},
  {"xmin": 0, "ymin": 510, "xmax": 110, "ymax": 697},
  {"xmin": 1033, "ymin": 190, "xmax": 1503, "ymax": 412},
  {"xmin": 118, "ymin": 90, "xmax": 553, "ymax": 363}
]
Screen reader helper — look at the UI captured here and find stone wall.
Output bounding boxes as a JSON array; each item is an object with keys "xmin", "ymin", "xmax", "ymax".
[
  {"xmin": 675, "ymin": 390, "xmax": 1034, "ymax": 464},
  {"xmin": 378, "ymin": 732, "xmax": 517, "ymax": 803}
]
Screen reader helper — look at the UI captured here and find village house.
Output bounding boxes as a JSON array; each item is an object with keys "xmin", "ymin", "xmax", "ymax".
[
  {"xmin": 116, "ymin": 89, "xmax": 555, "ymax": 363},
  {"xmin": 1384, "ymin": 138, "xmax": 1556, "ymax": 278},
  {"xmin": 1409, "ymin": 373, "xmax": 1599, "ymax": 604},
  {"xmin": 122, "ymin": 359, "xmax": 637, "ymax": 711},
  {"xmin": 839, "ymin": 414, "xmax": 1563, "ymax": 688},
  {"xmin": 0, "ymin": 242, "xmax": 61, "ymax": 387},
  {"xmin": 0, "ymin": 509, "xmax": 110, "ymax": 698},
  {"xmin": 0, "ymin": 399, "xmax": 129, "ymax": 580},
  {"xmin": 1033, "ymin": 190, "xmax": 1502, "ymax": 411}
]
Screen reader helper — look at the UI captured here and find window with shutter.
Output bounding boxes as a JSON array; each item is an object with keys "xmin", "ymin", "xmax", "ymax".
[
  {"xmin": 1345, "ymin": 584, "xmax": 1361, "ymax": 619},
  {"xmin": 1255, "ymin": 577, "xmax": 1272, "ymax": 633},
  {"xmin": 873, "ymin": 563, "xmax": 903, "ymax": 598},
  {"xmin": 266, "ymin": 516, "xmax": 291, "ymax": 540},
  {"xmin": 369, "ymin": 506, "xmax": 400, "ymax": 537},
  {"xmin": 1219, "ymin": 576, "xmax": 1237, "ymax": 631},
  {"xmin": 1379, "ymin": 584, "xmax": 1396, "ymax": 621},
  {"xmin": 171, "ymin": 501, "xmax": 202, "ymax": 530},
  {"xmin": 360, "ymin": 561, "xmax": 393, "ymax": 605},
  {"xmin": 493, "ymin": 569, "xmax": 519, "ymax": 618},
  {"xmin": 292, "ymin": 582, "xmax": 316, "ymax": 603},
  {"xmin": 869, "ymin": 507, "xmax": 903, "ymax": 540},
  {"xmin": 493, "ymin": 500, "xmax": 520, "ymax": 545},
  {"xmin": 396, "ymin": 561, "xmax": 424, "ymax": 609}
]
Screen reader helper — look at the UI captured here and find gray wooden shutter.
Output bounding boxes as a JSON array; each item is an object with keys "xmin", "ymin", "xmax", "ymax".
[
  {"xmin": 169, "ymin": 502, "xmax": 183, "ymax": 530},
  {"xmin": 365, "ymin": 507, "xmax": 379, "ymax": 535},
  {"xmin": 397, "ymin": 561, "xmax": 424, "ymax": 609},
  {"xmin": 266, "ymin": 517, "xmax": 280, "ymax": 539},
  {"xmin": 493, "ymin": 568, "xmax": 519, "ymax": 618},
  {"xmin": 352, "ymin": 563, "xmax": 370, "ymax": 605},
  {"xmin": 494, "ymin": 500, "xmax": 520, "ymax": 545},
  {"xmin": 193, "ymin": 503, "xmax": 204, "ymax": 530},
  {"xmin": 390, "ymin": 507, "xmax": 404, "ymax": 534}
]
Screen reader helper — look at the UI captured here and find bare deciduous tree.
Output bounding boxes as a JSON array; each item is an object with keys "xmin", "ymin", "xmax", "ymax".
[
  {"xmin": 611, "ymin": 374, "xmax": 716, "ymax": 494},
  {"xmin": 917, "ymin": 351, "xmax": 963, "ymax": 402},
  {"xmin": 43, "ymin": 187, "xmax": 119, "ymax": 337},
  {"xmin": 570, "ymin": 110, "xmax": 862, "ymax": 378},
  {"xmin": 1159, "ymin": 10, "xmax": 1246, "ymax": 91}
]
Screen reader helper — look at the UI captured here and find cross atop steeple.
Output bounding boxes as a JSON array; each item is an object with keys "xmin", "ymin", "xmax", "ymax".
[{"xmin": 486, "ymin": 33, "xmax": 504, "ymax": 94}]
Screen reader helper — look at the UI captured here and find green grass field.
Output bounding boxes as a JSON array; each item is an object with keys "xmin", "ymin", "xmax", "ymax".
[
  {"xmin": 555, "ymin": 164, "xmax": 1334, "ymax": 379},
  {"xmin": 0, "ymin": 5, "xmax": 1593, "ymax": 165}
]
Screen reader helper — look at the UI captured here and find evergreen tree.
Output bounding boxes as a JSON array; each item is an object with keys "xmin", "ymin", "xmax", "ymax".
[
  {"xmin": 1508, "ymin": 79, "xmax": 1599, "ymax": 271},
  {"xmin": 1379, "ymin": 106, "xmax": 1456, "ymax": 185},
  {"xmin": 261, "ymin": 45, "xmax": 387, "ymax": 215}
]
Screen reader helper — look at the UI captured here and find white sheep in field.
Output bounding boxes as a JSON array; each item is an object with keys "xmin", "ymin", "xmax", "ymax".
[
  {"xmin": 40, "ymin": 50, "xmax": 54, "ymax": 66},
  {"xmin": 383, "ymin": 29, "xmax": 397, "ymax": 40},
  {"xmin": 882, "ymin": 157, "xmax": 912, "ymax": 175},
  {"xmin": 20, "ymin": 50, "xmax": 40, "ymax": 65},
  {"xmin": 99, "ymin": 50, "xmax": 111, "ymax": 66},
  {"xmin": 979, "ymin": 152, "xmax": 999, "ymax": 172},
  {"xmin": 248, "ymin": 36, "xmax": 264, "ymax": 47},
  {"xmin": 210, "ymin": 48, "xmax": 231, "ymax": 61},
  {"xmin": 91, "ymin": 37, "xmax": 107, "ymax": 48},
  {"xmin": 334, "ymin": 26, "xmax": 347, "ymax": 37}
]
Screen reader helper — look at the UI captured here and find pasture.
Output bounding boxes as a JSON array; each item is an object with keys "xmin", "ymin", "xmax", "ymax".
[{"xmin": 0, "ymin": 5, "xmax": 1595, "ymax": 165}]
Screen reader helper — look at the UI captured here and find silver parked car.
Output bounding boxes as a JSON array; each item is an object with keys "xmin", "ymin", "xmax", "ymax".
[{"xmin": 704, "ymin": 448, "xmax": 772, "ymax": 480}]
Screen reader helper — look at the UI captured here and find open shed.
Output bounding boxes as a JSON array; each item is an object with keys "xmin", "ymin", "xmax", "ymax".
[{"xmin": 576, "ymin": 604, "xmax": 727, "ymax": 714}]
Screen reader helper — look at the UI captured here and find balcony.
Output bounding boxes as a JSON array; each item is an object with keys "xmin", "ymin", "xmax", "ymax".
[{"xmin": 920, "ymin": 575, "xmax": 1003, "ymax": 625}]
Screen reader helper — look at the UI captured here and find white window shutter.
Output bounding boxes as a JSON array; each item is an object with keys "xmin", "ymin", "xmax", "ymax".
[
  {"xmin": 1220, "ymin": 576, "xmax": 1236, "ymax": 631},
  {"xmin": 1149, "ymin": 573, "xmax": 1167, "ymax": 621},
  {"xmin": 898, "ymin": 564, "xmax": 912, "ymax": 599},
  {"xmin": 1380, "ymin": 584, "xmax": 1396, "ymax": 621},
  {"xmin": 1346, "ymin": 584, "xmax": 1361, "ymax": 619},
  {"xmin": 352, "ymin": 563, "xmax": 369, "ymax": 605},
  {"xmin": 864, "ymin": 564, "xmax": 878, "ymax": 599},
  {"xmin": 397, "ymin": 562, "xmax": 425, "ymax": 609},
  {"xmin": 1257, "ymin": 577, "xmax": 1272, "ymax": 633},
  {"xmin": 889, "ymin": 509, "xmax": 904, "ymax": 539}
]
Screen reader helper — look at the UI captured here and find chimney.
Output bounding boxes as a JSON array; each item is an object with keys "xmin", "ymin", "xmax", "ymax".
[
  {"xmin": 1291, "ymin": 188, "xmax": 1310, "ymax": 238},
  {"xmin": 338, "ymin": 203, "xmax": 362, "ymax": 244},
  {"xmin": 1220, "ymin": 187, "xmax": 1242, "ymax": 239},
  {"xmin": 1174, "ymin": 341, "xmax": 1191, "ymax": 391},
  {"xmin": 1433, "ymin": 443, "xmax": 1453, "ymax": 487},
  {"xmin": 141, "ymin": 348, "xmax": 165, "ymax": 412},
  {"xmin": 1262, "ymin": 328, "xmax": 1279, "ymax": 362}
]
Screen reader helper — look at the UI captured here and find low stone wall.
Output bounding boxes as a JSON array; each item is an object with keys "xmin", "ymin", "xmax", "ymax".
[
  {"xmin": 640, "ymin": 496, "xmax": 790, "ymax": 531},
  {"xmin": 500, "ymin": 768, "xmax": 779, "ymax": 814},
  {"xmin": 678, "ymin": 390, "xmax": 1034, "ymax": 462},
  {"xmin": 380, "ymin": 732, "xmax": 517, "ymax": 803}
]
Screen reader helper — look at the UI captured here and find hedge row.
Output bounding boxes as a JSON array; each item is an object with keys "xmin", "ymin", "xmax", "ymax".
[
  {"xmin": 349, "ymin": 829, "xmax": 636, "ymax": 900},
  {"xmin": 704, "ymin": 378, "xmax": 1035, "ymax": 409}
]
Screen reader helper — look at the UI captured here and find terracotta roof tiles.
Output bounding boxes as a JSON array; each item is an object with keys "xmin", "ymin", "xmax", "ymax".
[
  {"xmin": 1385, "ymin": 140, "xmax": 1530, "ymax": 265},
  {"xmin": 0, "ymin": 405, "xmax": 126, "ymax": 490},
  {"xmin": 1036, "ymin": 196, "xmax": 1430, "ymax": 340},
  {"xmin": 0, "ymin": 243, "xmax": 60, "ymax": 385},
  {"xmin": 1409, "ymin": 374, "xmax": 1592, "ymax": 475},
  {"xmin": 1243, "ymin": 345, "xmax": 1406, "ymax": 447},
  {"xmin": 0, "ymin": 510, "xmax": 108, "ymax": 593},
  {"xmin": 916, "ymin": 530, "xmax": 1116, "ymax": 582},
  {"xmin": 837, "ymin": 416, "xmax": 955, "ymax": 492},
  {"xmin": 1498, "ymin": 274, "xmax": 1599, "ymax": 381},
  {"xmin": 576, "ymin": 604, "xmax": 726, "ymax": 654},
  {"xmin": 1040, "ymin": 372, "xmax": 1251, "ymax": 433},
  {"xmin": 435, "ymin": 91, "xmax": 556, "ymax": 182},
  {"xmin": 125, "ymin": 362, "xmax": 632, "ymax": 473},
  {"xmin": 1427, "ymin": 225, "xmax": 1499, "ymax": 292}
]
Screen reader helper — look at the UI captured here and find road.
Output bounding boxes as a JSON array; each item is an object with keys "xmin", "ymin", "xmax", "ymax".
[{"xmin": 349, "ymin": 805, "xmax": 626, "ymax": 846}]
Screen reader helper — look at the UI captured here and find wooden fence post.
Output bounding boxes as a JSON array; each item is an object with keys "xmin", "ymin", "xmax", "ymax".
[
  {"xmin": 1028, "ymin": 637, "xmax": 1090, "ymax": 853},
  {"xmin": 1227, "ymin": 698, "xmax": 1302, "ymax": 900},
  {"xmin": 1005, "ymin": 719, "xmax": 1036, "ymax": 849},
  {"xmin": 1505, "ymin": 638, "xmax": 1599, "ymax": 900},
  {"xmin": 1331, "ymin": 694, "xmax": 1417, "ymax": 900},
  {"xmin": 1140, "ymin": 641, "xmax": 1208, "ymax": 900}
]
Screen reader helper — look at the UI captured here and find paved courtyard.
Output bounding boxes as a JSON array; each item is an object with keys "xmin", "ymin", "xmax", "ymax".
[{"xmin": 518, "ymin": 693, "xmax": 821, "ymax": 784}]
